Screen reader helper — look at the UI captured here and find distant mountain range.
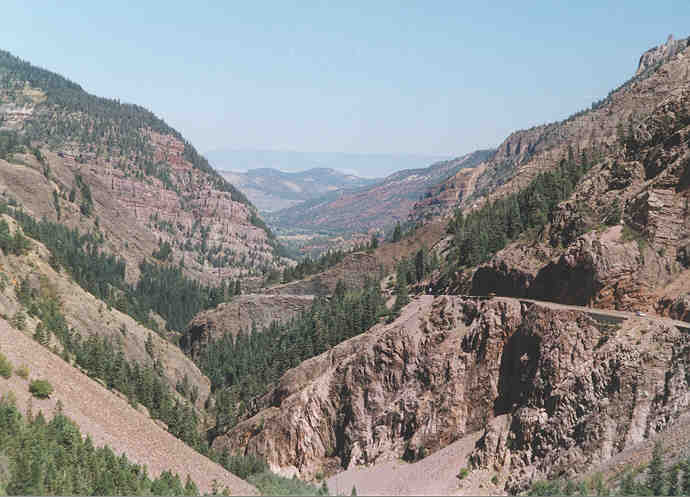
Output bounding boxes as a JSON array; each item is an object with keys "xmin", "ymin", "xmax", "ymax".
[
  {"xmin": 264, "ymin": 149, "xmax": 494, "ymax": 236},
  {"xmin": 220, "ymin": 167, "xmax": 380, "ymax": 212},
  {"xmin": 206, "ymin": 149, "xmax": 450, "ymax": 177}
]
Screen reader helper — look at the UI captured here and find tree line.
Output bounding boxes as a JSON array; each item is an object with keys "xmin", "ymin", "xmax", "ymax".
[{"xmin": 280, "ymin": 249, "xmax": 346, "ymax": 284}]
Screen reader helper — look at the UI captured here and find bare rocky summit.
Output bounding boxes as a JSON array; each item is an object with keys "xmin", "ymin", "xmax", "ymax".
[{"xmin": 637, "ymin": 35, "xmax": 690, "ymax": 76}]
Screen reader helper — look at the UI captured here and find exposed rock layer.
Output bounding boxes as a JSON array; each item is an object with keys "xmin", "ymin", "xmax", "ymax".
[{"xmin": 216, "ymin": 296, "xmax": 690, "ymax": 492}]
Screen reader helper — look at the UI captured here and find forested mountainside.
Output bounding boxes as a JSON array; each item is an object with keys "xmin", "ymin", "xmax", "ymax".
[
  {"xmin": 264, "ymin": 149, "xmax": 493, "ymax": 237},
  {"xmin": 0, "ymin": 49, "xmax": 285, "ymax": 290},
  {"xmin": 220, "ymin": 167, "xmax": 380, "ymax": 212}
]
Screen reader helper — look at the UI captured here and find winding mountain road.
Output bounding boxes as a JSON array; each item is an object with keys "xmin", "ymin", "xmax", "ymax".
[{"xmin": 458, "ymin": 295, "xmax": 690, "ymax": 332}]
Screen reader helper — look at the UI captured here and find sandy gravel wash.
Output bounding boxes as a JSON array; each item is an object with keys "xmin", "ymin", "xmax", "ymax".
[
  {"xmin": 0, "ymin": 318, "xmax": 258, "ymax": 495},
  {"xmin": 326, "ymin": 427, "xmax": 505, "ymax": 496}
]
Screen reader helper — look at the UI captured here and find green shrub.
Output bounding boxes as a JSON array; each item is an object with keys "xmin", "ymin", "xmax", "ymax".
[
  {"xmin": 491, "ymin": 474, "xmax": 499, "ymax": 485},
  {"xmin": 247, "ymin": 471, "xmax": 325, "ymax": 496},
  {"xmin": 457, "ymin": 467, "xmax": 469, "ymax": 480},
  {"xmin": 220, "ymin": 453, "xmax": 268, "ymax": 480},
  {"xmin": 16, "ymin": 364, "xmax": 28, "ymax": 379},
  {"xmin": 0, "ymin": 351, "xmax": 12, "ymax": 378},
  {"xmin": 528, "ymin": 479, "xmax": 564, "ymax": 496},
  {"xmin": 10, "ymin": 311, "xmax": 26, "ymax": 331},
  {"xmin": 29, "ymin": 379, "xmax": 53, "ymax": 398}
]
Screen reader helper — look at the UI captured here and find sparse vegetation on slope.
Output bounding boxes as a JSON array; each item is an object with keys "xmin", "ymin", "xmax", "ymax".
[
  {"xmin": 0, "ymin": 49, "xmax": 249, "ymax": 207},
  {"xmin": 1, "ymin": 201, "xmax": 237, "ymax": 332},
  {"xmin": 15, "ymin": 276, "xmax": 206, "ymax": 451},
  {"xmin": 446, "ymin": 146, "xmax": 597, "ymax": 268},
  {"xmin": 527, "ymin": 442, "xmax": 690, "ymax": 496}
]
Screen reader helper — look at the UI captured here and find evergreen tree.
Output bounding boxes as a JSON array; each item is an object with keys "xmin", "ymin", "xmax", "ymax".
[
  {"xmin": 646, "ymin": 442, "xmax": 665, "ymax": 496},
  {"xmin": 667, "ymin": 463, "xmax": 679, "ymax": 496},
  {"xmin": 392, "ymin": 222, "xmax": 402, "ymax": 243},
  {"xmin": 415, "ymin": 248, "xmax": 425, "ymax": 282},
  {"xmin": 681, "ymin": 458, "xmax": 690, "ymax": 495},
  {"xmin": 392, "ymin": 266, "xmax": 409, "ymax": 316}
]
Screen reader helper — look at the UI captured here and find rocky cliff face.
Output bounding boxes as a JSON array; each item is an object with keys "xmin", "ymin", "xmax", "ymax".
[
  {"xmin": 469, "ymin": 301, "xmax": 690, "ymax": 494},
  {"xmin": 181, "ymin": 294, "xmax": 314, "ymax": 360},
  {"xmin": 637, "ymin": 35, "xmax": 689, "ymax": 76},
  {"xmin": 214, "ymin": 296, "xmax": 690, "ymax": 493}
]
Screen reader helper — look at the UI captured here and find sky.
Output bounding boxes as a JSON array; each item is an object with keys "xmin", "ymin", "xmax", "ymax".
[{"xmin": 2, "ymin": 1, "xmax": 690, "ymax": 176}]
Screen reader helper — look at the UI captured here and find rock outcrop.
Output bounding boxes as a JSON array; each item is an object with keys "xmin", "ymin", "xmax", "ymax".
[
  {"xmin": 470, "ymin": 301, "xmax": 690, "ymax": 493},
  {"xmin": 264, "ymin": 252, "xmax": 382, "ymax": 296},
  {"xmin": 637, "ymin": 35, "xmax": 689, "ymax": 76},
  {"xmin": 215, "ymin": 296, "xmax": 690, "ymax": 492},
  {"xmin": 182, "ymin": 294, "xmax": 314, "ymax": 360}
]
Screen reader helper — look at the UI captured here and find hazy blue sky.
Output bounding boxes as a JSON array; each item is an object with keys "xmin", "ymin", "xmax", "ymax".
[{"xmin": 2, "ymin": 1, "xmax": 689, "ymax": 168}]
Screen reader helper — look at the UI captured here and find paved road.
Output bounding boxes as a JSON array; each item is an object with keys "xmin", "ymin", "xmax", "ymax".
[{"xmin": 460, "ymin": 295, "xmax": 690, "ymax": 331}]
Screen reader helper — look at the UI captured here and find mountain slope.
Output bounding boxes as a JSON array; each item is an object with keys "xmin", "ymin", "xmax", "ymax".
[
  {"xmin": 220, "ymin": 167, "xmax": 379, "ymax": 212},
  {"xmin": 0, "ymin": 48, "xmax": 284, "ymax": 289},
  {"xmin": 265, "ymin": 149, "xmax": 493, "ymax": 236},
  {"xmin": 414, "ymin": 36, "xmax": 690, "ymax": 223},
  {"xmin": 435, "ymin": 36, "xmax": 690, "ymax": 314},
  {"xmin": 0, "ymin": 317, "xmax": 258, "ymax": 495}
]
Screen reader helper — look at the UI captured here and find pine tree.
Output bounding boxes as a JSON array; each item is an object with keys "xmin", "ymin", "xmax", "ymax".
[
  {"xmin": 667, "ymin": 463, "xmax": 680, "ymax": 496},
  {"xmin": 681, "ymin": 458, "xmax": 690, "ymax": 495},
  {"xmin": 392, "ymin": 267, "xmax": 409, "ymax": 316},
  {"xmin": 392, "ymin": 222, "xmax": 402, "ymax": 242},
  {"xmin": 646, "ymin": 442, "xmax": 665, "ymax": 496},
  {"xmin": 415, "ymin": 248, "xmax": 425, "ymax": 282}
]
